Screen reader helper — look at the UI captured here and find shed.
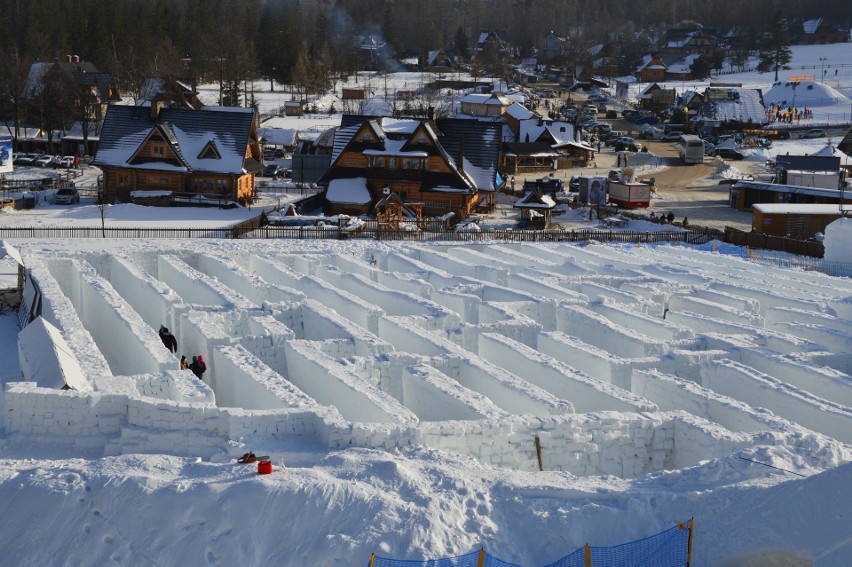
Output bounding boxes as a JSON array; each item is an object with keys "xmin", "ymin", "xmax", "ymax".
[
  {"xmin": 751, "ymin": 203, "xmax": 851, "ymax": 239},
  {"xmin": 514, "ymin": 189, "xmax": 556, "ymax": 229},
  {"xmin": 730, "ymin": 181, "xmax": 852, "ymax": 211}
]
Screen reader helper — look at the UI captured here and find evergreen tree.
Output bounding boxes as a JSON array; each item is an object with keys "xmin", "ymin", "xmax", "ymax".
[
  {"xmin": 757, "ymin": 10, "xmax": 792, "ymax": 81},
  {"xmin": 454, "ymin": 27, "xmax": 469, "ymax": 60}
]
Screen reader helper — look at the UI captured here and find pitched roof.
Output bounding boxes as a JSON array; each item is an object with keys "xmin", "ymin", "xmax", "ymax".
[
  {"xmin": 803, "ymin": 18, "xmax": 823, "ymax": 34},
  {"xmin": 435, "ymin": 118, "xmax": 502, "ymax": 190},
  {"xmin": 92, "ymin": 105, "xmax": 256, "ymax": 174}
]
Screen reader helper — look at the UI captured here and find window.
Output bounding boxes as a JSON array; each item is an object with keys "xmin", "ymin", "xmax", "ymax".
[
  {"xmin": 152, "ymin": 145, "xmax": 165, "ymax": 157},
  {"xmin": 118, "ymin": 174, "xmax": 130, "ymax": 187}
]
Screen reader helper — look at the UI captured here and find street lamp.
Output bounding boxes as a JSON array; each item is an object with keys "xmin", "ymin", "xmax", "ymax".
[{"xmin": 819, "ymin": 57, "xmax": 827, "ymax": 83}]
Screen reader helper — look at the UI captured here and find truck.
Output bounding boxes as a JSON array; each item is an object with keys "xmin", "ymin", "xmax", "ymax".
[{"xmin": 608, "ymin": 181, "xmax": 651, "ymax": 208}]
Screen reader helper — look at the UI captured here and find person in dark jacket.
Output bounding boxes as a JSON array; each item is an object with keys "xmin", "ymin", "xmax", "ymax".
[
  {"xmin": 189, "ymin": 355, "xmax": 206, "ymax": 380},
  {"xmin": 159, "ymin": 325, "xmax": 177, "ymax": 353}
]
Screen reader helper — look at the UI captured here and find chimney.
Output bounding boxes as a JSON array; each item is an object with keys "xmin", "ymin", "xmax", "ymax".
[
  {"xmin": 66, "ymin": 55, "xmax": 72, "ymax": 63},
  {"xmin": 151, "ymin": 100, "xmax": 164, "ymax": 120},
  {"xmin": 74, "ymin": 55, "xmax": 80, "ymax": 64}
]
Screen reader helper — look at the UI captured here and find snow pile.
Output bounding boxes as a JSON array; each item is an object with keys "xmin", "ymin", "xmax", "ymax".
[
  {"xmin": 823, "ymin": 216, "xmax": 852, "ymax": 263},
  {"xmin": 764, "ymin": 81, "xmax": 851, "ymax": 107}
]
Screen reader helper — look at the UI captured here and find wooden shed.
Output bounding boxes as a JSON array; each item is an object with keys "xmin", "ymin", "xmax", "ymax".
[{"xmin": 751, "ymin": 203, "xmax": 851, "ymax": 239}]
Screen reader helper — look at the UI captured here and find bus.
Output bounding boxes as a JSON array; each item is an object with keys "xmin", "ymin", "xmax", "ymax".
[{"xmin": 677, "ymin": 134, "xmax": 704, "ymax": 165}]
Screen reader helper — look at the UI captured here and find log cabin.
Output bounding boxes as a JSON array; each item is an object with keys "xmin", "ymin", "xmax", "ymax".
[{"xmin": 92, "ymin": 103, "xmax": 262, "ymax": 204}]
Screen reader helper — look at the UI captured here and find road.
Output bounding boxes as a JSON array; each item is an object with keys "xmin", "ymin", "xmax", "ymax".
[{"xmin": 503, "ymin": 94, "xmax": 759, "ymax": 231}]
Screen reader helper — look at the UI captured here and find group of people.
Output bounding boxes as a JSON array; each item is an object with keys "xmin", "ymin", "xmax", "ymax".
[
  {"xmin": 160, "ymin": 324, "xmax": 207, "ymax": 380},
  {"xmin": 650, "ymin": 211, "xmax": 677, "ymax": 225},
  {"xmin": 181, "ymin": 355, "xmax": 206, "ymax": 380},
  {"xmin": 765, "ymin": 102, "xmax": 813, "ymax": 124}
]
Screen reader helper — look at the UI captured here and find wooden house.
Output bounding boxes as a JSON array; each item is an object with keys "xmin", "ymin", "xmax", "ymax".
[
  {"xmin": 540, "ymin": 32, "xmax": 567, "ymax": 62},
  {"xmin": 502, "ymin": 119, "xmax": 593, "ymax": 172},
  {"xmin": 284, "ymin": 100, "xmax": 305, "ymax": 116},
  {"xmin": 425, "ymin": 50, "xmax": 454, "ymax": 70},
  {"xmin": 138, "ymin": 77, "xmax": 203, "ymax": 110},
  {"xmin": 92, "ymin": 104, "xmax": 263, "ymax": 204},
  {"xmin": 799, "ymin": 18, "xmax": 849, "ymax": 44},
  {"xmin": 751, "ymin": 203, "xmax": 850, "ymax": 239},
  {"xmin": 636, "ymin": 56, "xmax": 667, "ymax": 83},
  {"xmin": 23, "ymin": 56, "xmax": 120, "ymax": 128},
  {"xmin": 318, "ymin": 115, "xmax": 501, "ymax": 218},
  {"xmin": 661, "ymin": 29, "xmax": 718, "ymax": 58},
  {"xmin": 460, "ymin": 92, "xmax": 513, "ymax": 117}
]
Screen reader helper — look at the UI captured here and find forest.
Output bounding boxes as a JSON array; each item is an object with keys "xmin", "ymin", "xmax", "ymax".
[{"xmin": 0, "ymin": 0, "xmax": 850, "ymax": 106}]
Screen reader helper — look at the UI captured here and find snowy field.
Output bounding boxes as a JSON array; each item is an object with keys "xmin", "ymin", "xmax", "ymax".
[{"xmin": 0, "ymin": 43, "xmax": 851, "ymax": 567}]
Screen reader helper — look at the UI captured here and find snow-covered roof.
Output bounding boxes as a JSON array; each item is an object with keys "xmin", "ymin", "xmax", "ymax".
[
  {"xmin": 518, "ymin": 120, "xmax": 576, "ymax": 146},
  {"xmin": 514, "ymin": 192, "xmax": 556, "ymax": 208},
  {"xmin": 505, "ymin": 102, "xmax": 536, "ymax": 121},
  {"xmin": 92, "ymin": 106, "xmax": 256, "ymax": 174},
  {"xmin": 258, "ymin": 127, "xmax": 297, "ymax": 147},
  {"xmin": 704, "ymin": 88, "xmax": 767, "ymax": 125},
  {"xmin": 325, "ymin": 177, "xmax": 371, "ymax": 205},
  {"xmin": 803, "ymin": 18, "xmax": 823, "ymax": 34},
  {"xmin": 666, "ymin": 31, "xmax": 696, "ymax": 49},
  {"xmin": 752, "ymin": 202, "xmax": 846, "ymax": 215},
  {"xmin": 811, "ymin": 145, "xmax": 850, "ymax": 161},
  {"xmin": 667, "ymin": 53, "xmax": 701, "ymax": 75}
]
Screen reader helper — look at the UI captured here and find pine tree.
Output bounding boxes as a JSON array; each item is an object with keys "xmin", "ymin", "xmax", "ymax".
[{"xmin": 757, "ymin": 10, "xmax": 792, "ymax": 81}]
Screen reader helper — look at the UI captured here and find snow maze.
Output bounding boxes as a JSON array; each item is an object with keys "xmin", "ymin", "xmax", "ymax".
[{"xmin": 6, "ymin": 240, "xmax": 852, "ymax": 477}]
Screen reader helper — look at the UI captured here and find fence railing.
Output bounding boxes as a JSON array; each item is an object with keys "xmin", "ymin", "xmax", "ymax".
[
  {"xmin": 0, "ymin": 225, "xmax": 717, "ymax": 244},
  {"xmin": 723, "ymin": 227, "xmax": 824, "ymax": 258}
]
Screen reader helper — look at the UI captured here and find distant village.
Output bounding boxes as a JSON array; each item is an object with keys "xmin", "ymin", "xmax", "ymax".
[{"xmin": 2, "ymin": 13, "xmax": 850, "ymax": 240}]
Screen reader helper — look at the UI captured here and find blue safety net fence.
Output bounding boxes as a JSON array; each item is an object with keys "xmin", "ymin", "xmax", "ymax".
[
  {"xmin": 371, "ymin": 521, "xmax": 690, "ymax": 567},
  {"xmin": 544, "ymin": 522, "xmax": 691, "ymax": 567}
]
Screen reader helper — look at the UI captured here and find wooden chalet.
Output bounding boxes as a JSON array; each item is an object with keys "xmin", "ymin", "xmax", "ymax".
[
  {"xmin": 460, "ymin": 92, "xmax": 513, "ymax": 117},
  {"xmin": 92, "ymin": 103, "xmax": 263, "ymax": 204},
  {"xmin": 138, "ymin": 77, "xmax": 203, "ymax": 109},
  {"xmin": 503, "ymin": 119, "xmax": 593, "ymax": 172},
  {"xmin": 318, "ymin": 115, "xmax": 502, "ymax": 218},
  {"xmin": 425, "ymin": 50, "xmax": 454, "ymax": 70},
  {"xmin": 799, "ymin": 18, "xmax": 849, "ymax": 44},
  {"xmin": 661, "ymin": 29, "xmax": 718, "ymax": 58},
  {"xmin": 636, "ymin": 56, "xmax": 667, "ymax": 82}
]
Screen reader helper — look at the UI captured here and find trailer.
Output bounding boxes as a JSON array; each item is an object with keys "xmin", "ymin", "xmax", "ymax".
[{"xmin": 608, "ymin": 181, "xmax": 651, "ymax": 208}]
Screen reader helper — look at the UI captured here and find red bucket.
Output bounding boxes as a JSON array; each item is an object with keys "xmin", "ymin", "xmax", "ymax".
[{"xmin": 257, "ymin": 460, "xmax": 272, "ymax": 475}]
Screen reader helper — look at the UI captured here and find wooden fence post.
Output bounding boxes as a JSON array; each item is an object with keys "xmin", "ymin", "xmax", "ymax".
[{"xmin": 534, "ymin": 435, "xmax": 544, "ymax": 471}]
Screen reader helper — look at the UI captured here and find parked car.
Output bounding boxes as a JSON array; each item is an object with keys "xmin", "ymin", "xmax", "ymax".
[
  {"xmin": 34, "ymin": 154, "xmax": 55, "ymax": 167},
  {"xmin": 662, "ymin": 132, "xmax": 683, "ymax": 141},
  {"xmin": 634, "ymin": 115, "xmax": 661, "ymax": 125},
  {"xmin": 799, "ymin": 128, "xmax": 826, "ymax": 139},
  {"xmin": 13, "ymin": 153, "xmax": 38, "ymax": 166},
  {"xmin": 597, "ymin": 103, "xmax": 607, "ymax": 113},
  {"xmin": 261, "ymin": 164, "xmax": 285, "ymax": 178},
  {"xmin": 714, "ymin": 148, "xmax": 744, "ymax": 160},
  {"xmin": 605, "ymin": 109, "xmax": 618, "ymax": 119},
  {"xmin": 54, "ymin": 188, "xmax": 80, "ymax": 204}
]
